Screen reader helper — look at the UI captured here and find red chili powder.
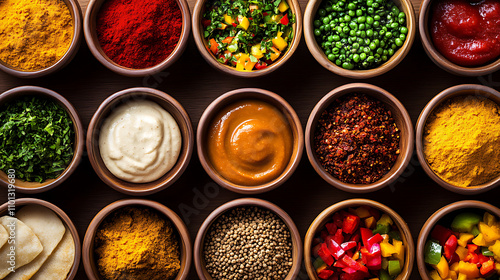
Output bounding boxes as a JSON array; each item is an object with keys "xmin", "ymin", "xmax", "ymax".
[{"xmin": 96, "ymin": 0, "xmax": 182, "ymax": 69}]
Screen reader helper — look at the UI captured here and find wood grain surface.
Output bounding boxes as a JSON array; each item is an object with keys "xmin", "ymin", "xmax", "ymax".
[{"xmin": 1, "ymin": 0, "xmax": 500, "ymax": 279}]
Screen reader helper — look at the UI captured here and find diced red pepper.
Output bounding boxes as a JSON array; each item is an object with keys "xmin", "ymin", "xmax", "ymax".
[
  {"xmin": 201, "ymin": 19, "xmax": 211, "ymax": 27},
  {"xmin": 340, "ymin": 271, "xmax": 367, "ymax": 280},
  {"xmin": 280, "ymin": 13, "xmax": 289, "ymax": 25},
  {"xmin": 365, "ymin": 243, "xmax": 382, "ymax": 270},
  {"xmin": 318, "ymin": 269, "xmax": 335, "ymax": 279},
  {"xmin": 248, "ymin": 17, "xmax": 253, "ymax": 20},
  {"xmin": 334, "ymin": 259, "xmax": 348, "ymax": 268},
  {"xmin": 342, "ymin": 255, "xmax": 365, "ymax": 271},
  {"xmin": 346, "ymin": 250, "xmax": 354, "ymax": 258},
  {"xmin": 334, "ymin": 212, "xmax": 344, "ymax": 228},
  {"xmin": 480, "ymin": 260, "xmax": 495, "ymax": 276},
  {"xmin": 231, "ymin": 22, "xmax": 237, "ymax": 27},
  {"xmin": 327, "ymin": 274, "xmax": 339, "ymax": 280},
  {"xmin": 321, "ymin": 230, "xmax": 329, "ymax": 241},
  {"xmin": 334, "ymin": 229, "xmax": 344, "ymax": 245},
  {"xmin": 319, "ymin": 243, "xmax": 334, "ymax": 266},
  {"xmin": 343, "ymin": 214, "xmax": 360, "ymax": 234},
  {"xmin": 326, "ymin": 223, "xmax": 338, "ymax": 235},
  {"xmin": 342, "ymin": 267, "xmax": 357, "ymax": 274},
  {"xmin": 221, "ymin": 36, "xmax": 234, "ymax": 44},
  {"xmin": 431, "ymin": 225, "xmax": 453, "ymax": 246},
  {"xmin": 341, "ymin": 241, "xmax": 357, "ymax": 251},
  {"xmin": 263, "ymin": 12, "xmax": 268, "ymax": 15},
  {"xmin": 478, "ymin": 254, "xmax": 490, "ymax": 264},
  {"xmin": 350, "ymin": 232, "xmax": 360, "ymax": 243},
  {"xmin": 444, "ymin": 234, "xmax": 458, "ymax": 260},
  {"xmin": 468, "ymin": 244, "xmax": 479, "ymax": 254},
  {"xmin": 367, "ymin": 233, "xmax": 383, "ymax": 248},
  {"xmin": 448, "ymin": 253, "xmax": 460, "ymax": 265},
  {"xmin": 360, "ymin": 228, "xmax": 373, "ymax": 248},
  {"xmin": 209, "ymin": 38, "xmax": 218, "ymax": 55},
  {"xmin": 464, "ymin": 252, "xmax": 479, "ymax": 264},
  {"xmin": 328, "ymin": 239, "xmax": 346, "ymax": 260}
]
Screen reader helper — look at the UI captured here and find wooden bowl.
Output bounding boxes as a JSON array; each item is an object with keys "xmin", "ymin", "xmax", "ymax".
[
  {"xmin": 197, "ymin": 88, "xmax": 303, "ymax": 194},
  {"xmin": 0, "ymin": 0, "xmax": 82, "ymax": 78},
  {"xmin": 305, "ymin": 83, "xmax": 414, "ymax": 193},
  {"xmin": 86, "ymin": 87, "xmax": 194, "ymax": 196},
  {"xmin": 0, "ymin": 198, "xmax": 81, "ymax": 280},
  {"xmin": 82, "ymin": 199, "xmax": 192, "ymax": 280},
  {"xmin": 192, "ymin": 0, "xmax": 302, "ymax": 77},
  {"xmin": 84, "ymin": 0, "xmax": 190, "ymax": 77},
  {"xmin": 304, "ymin": 198, "xmax": 415, "ymax": 280},
  {"xmin": 415, "ymin": 84, "xmax": 500, "ymax": 195},
  {"xmin": 0, "ymin": 86, "xmax": 84, "ymax": 193},
  {"xmin": 419, "ymin": 0, "xmax": 500, "ymax": 76},
  {"xmin": 194, "ymin": 198, "xmax": 303, "ymax": 280},
  {"xmin": 304, "ymin": 0, "xmax": 416, "ymax": 79},
  {"xmin": 417, "ymin": 200, "xmax": 500, "ymax": 280}
]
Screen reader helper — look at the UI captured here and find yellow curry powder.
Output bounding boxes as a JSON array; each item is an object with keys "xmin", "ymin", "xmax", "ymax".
[
  {"xmin": 0, "ymin": 0, "xmax": 73, "ymax": 71},
  {"xmin": 95, "ymin": 207, "xmax": 181, "ymax": 280},
  {"xmin": 424, "ymin": 96, "xmax": 500, "ymax": 187}
]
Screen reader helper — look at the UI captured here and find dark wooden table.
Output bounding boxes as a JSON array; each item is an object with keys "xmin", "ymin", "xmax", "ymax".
[{"xmin": 1, "ymin": 0, "xmax": 499, "ymax": 279}]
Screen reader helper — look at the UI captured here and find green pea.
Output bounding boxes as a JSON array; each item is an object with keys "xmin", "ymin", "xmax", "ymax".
[
  {"xmin": 391, "ymin": 6, "xmax": 400, "ymax": 15},
  {"xmin": 343, "ymin": 26, "xmax": 349, "ymax": 33},
  {"xmin": 328, "ymin": 53, "xmax": 335, "ymax": 61},
  {"xmin": 390, "ymin": 22, "xmax": 399, "ymax": 29},
  {"xmin": 328, "ymin": 35, "xmax": 334, "ymax": 42},
  {"xmin": 367, "ymin": 7, "xmax": 374, "ymax": 14},
  {"xmin": 353, "ymin": 54, "xmax": 360, "ymax": 62},
  {"xmin": 335, "ymin": 59, "xmax": 342, "ymax": 66},
  {"xmin": 366, "ymin": 29, "xmax": 373, "ymax": 37},
  {"xmin": 400, "ymin": 26, "xmax": 408, "ymax": 34},
  {"xmin": 344, "ymin": 15, "xmax": 351, "ymax": 21},
  {"xmin": 320, "ymin": 25, "xmax": 325, "ymax": 31},
  {"xmin": 358, "ymin": 23, "xmax": 366, "ymax": 30},
  {"xmin": 382, "ymin": 55, "xmax": 388, "ymax": 61},
  {"xmin": 398, "ymin": 17, "xmax": 405, "ymax": 24},
  {"xmin": 356, "ymin": 9, "xmax": 363, "ymax": 16},
  {"xmin": 333, "ymin": 35, "xmax": 340, "ymax": 41},
  {"xmin": 325, "ymin": 49, "xmax": 332, "ymax": 55},
  {"xmin": 349, "ymin": 22, "xmax": 357, "ymax": 29},
  {"xmin": 360, "ymin": 53, "xmax": 367, "ymax": 60},
  {"xmin": 374, "ymin": 15, "xmax": 380, "ymax": 20},
  {"xmin": 366, "ymin": 16, "xmax": 374, "ymax": 25},
  {"xmin": 399, "ymin": 33, "xmax": 406, "ymax": 41},
  {"xmin": 398, "ymin": 12, "xmax": 405, "ymax": 18},
  {"xmin": 325, "ymin": 24, "xmax": 331, "ymax": 31},
  {"xmin": 333, "ymin": 47, "xmax": 340, "ymax": 54},
  {"xmin": 360, "ymin": 30, "xmax": 366, "ymax": 38},
  {"xmin": 376, "ymin": 47, "xmax": 383, "ymax": 54},
  {"xmin": 372, "ymin": 2, "xmax": 379, "ymax": 8},
  {"xmin": 323, "ymin": 17, "xmax": 330, "ymax": 24},
  {"xmin": 373, "ymin": 21, "xmax": 380, "ymax": 27},
  {"xmin": 363, "ymin": 47, "xmax": 370, "ymax": 53},
  {"xmin": 319, "ymin": 9, "xmax": 327, "ymax": 16},
  {"xmin": 369, "ymin": 42, "xmax": 376, "ymax": 50},
  {"xmin": 342, "ymin": 62, "xmax": 354, "ymax": 69},
  {"xmin": 379, "ymin": 29, "xmax": 385, "ymax": 36},
  {"xmin": 336, "ymin": 42, "xmax": 342, "ymax": 48},
  {"xmin": 326, "ymin": 6, "xmax": 333, "ymax": 12},
  {"xmin": 367, "ymin": 0, "xmax": 373, "ymax": 6},
  {"xmin": 383, "ymin": 49, "xmax": 388, "ymax": 55},
  {"xmin": 385, "ymin": 31, "xmax": 392, "ymax": 38},
  {"xmin": 388, "ymin": 49, "xmax": 394, "ymax": 56},
  {"xmin": 348, "ymin": 2, "xmax": 356, "ymax": 9},
  {"xmin": 314, "ymin": 29, "xmax": 321, "ymax": 36},
  {"xmin": 395, "ymin": 38, "xmax": 403, "ymax": 46},
  {"xmin": 325, "ymin": 41, "xmax": 332, "ymax": 48}
]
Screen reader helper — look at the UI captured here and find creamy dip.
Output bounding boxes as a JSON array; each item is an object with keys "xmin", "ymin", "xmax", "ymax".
[{"xmin": 99, "ymin": 100, "xmax": 181, "ymax": 183}]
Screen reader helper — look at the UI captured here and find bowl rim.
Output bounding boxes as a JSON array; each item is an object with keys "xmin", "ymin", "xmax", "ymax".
[
  {"xmin": 416, "ymin": 200, "xmax": 500, "ymax": 280},
  {"xmin": 0, "ymin": 198, "xmax": 82, "ymax": 280},
  {"xmin": 303, "ymin": 0, "xmax": 416, "ymax": 79},
  {"xmin": 418, "ymin": 0, "xmax": 500, "ymax": 76},
  {"xmin": 305, "ymin": 83, "xmax": 414, "ymax": 193},
  {"xmin": 193, "ymin": 197, "xmax": 303, "ymax": 280},
  {"xmin": 0, "ymin": 0, "xmax": 83, "ymax": 78},
  {"xmin": 304, "ymin": 198, "xmax": 415, "ymax": 280},
  {"xmin": 0, "ymin": 86, "xmax": 84, "ymax": 194},
  {"xmin": 415, "ymin": 84, "xmax": 500, "ymax": 194},
  {"xmin": 196, "ymin": 88, "xmax": 304, "ymax": 194},
  {"xmin": 86, "ymin": 87, "xmax": 194, "ymax": 196},
  {"xmin": 84, "ymin": 0, "xmax": 191, "ymax": 77},
  {"xmin": 192, "ymin": 0, "xmax": 303, "ymax": 78},
  {"xmin": 82, "ymin": 198, "xmax": 192, "ymax": 280}
]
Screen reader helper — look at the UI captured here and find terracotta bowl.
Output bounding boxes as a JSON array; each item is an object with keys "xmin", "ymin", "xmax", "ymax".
[
  {"xmin": 417, "ymin": 200, "xmax": 500, "ymax": 280},
  {"xmin": 304, "ymin": 0, "xmax": 416, "ymax": 79},
  {"xmin": 197, "ymin": 88, "xmax": 303, "ymax": 194},
  {"xmin": 305, "ymin": 83, "xmax": 414, "ymax": 193},
  {"xmin": 194, "ymin": 198, "xmax": 303, "ymax": 280},
  {"xmin": 415, "ymin": 84, "xmax": 500, "ymax": 195},
  {"xmin": 86, "ymin": 87, "xmax": 194, "ymax": 196},
  {"xmin": 0, "ymin": 86, "xmax": 84, "ymax": 193},
  {"xmin": 84, "ymin": 0, "xmax": 190, "ymax": 77},
  {"xmin": 419, "ymin": 0, "xmax": 500, "ymax": 76},
  {"xmin": 304, "ymin": 198, "xmax": 415, "ymax": 280},
  {"xmin": 192, "ymin": 0, "xmax": 302, "ymax": 77},
  {"xmin": 0, "ymin": 0, "xmax": 82, "ymax": 78},
  {"xmin": 0, "ymin": 198, "xmax": 81, "ymax": 280},
  {"xmin": 82, "ymin": 199, "xmax": 192, "ymax": 280}
]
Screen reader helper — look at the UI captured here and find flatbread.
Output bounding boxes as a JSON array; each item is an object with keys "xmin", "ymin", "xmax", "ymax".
[
  {"xmin": 0, "ymin": 224, "xmax": 7, "ymax": 249},
  {"xmin": 5, "ymin": 205, "xmax": 65, "ymax": 280},
  {"xmin": 30, "ymin": 229, "xmax": 75, "ymax": 280},
  {"xmin": 0, "ymin": 217, "xmax": 43, "ymax": 279}
]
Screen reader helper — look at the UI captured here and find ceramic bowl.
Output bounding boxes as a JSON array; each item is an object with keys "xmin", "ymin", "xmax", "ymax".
[
  {"xmin": 192, "ymin": 0, "xmax": 302, "ymax": 77},
  {"xmin": 194, "ymin": 198, "xmax": 303, "ymax": 280},
  {"xmin": 305, "ymin": 83, "xmax": 414, "ymax": 193},
  {"xmin": 82, "ymin": 199, "xmax": 192, "ymax": 280},
  {"xmin": 86, "ymin": 87, "xmax": 194, "ymax": 196},
  {"xmin": 417, "ymin": 200, "xmax": 500, "ymax": 280},
  {"xmin": 0, "ymin": 198, "xmax": 81, "ymax": 280},
  {"xmin": 304, "ymin": 0, "xmax": 416, "ymax": 79},
  {"xmin": 415, "ymin": 84, "xmax": 500, "ymax": 195},
  {"xmin": 419, "ymin": 0, "xmax": 500, "ymax": 76},
  {"xmin": 0, "ymin": 0, "xmax": 82, "ymax": 78},
  {"xmin": 197, "ymin": 88, "xmax": 303, "ymax": 194},
  {"xmin": 0, "ymin": 86, "xmax": 84, "ymax": 193},
  {"xmin": 84, "ymin": 0, "xmax": 191, "ymax": 77},
  {"xmin": 304, "ymin": 198, "xmax": 415, "ymax": 280}
]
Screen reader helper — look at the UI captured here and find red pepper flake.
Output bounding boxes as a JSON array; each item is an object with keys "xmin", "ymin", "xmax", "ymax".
[{"xmin": 314, "ymin": 93, "xmax": 400, "ymax": 184}]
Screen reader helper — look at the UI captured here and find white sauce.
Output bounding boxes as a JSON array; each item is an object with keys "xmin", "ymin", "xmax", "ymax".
[{"xmin": 99, "ymin": 100, "xmax": 181, "ymax": 183}]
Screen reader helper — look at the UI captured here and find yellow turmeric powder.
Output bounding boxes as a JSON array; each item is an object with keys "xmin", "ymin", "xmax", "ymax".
[
  {"xmin": 0, "ymin": 0, "xmax": 73, "ymax": 71},
  {"xmin": 95, "ymin": 207, "xmax": 181, "ymax": 280},
  {"xmin": 424, "ymin": 95, "xmax": 500, "ymax": 187}
]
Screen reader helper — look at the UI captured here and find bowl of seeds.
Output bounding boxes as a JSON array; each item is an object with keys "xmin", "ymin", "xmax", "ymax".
[
  {"xmin": 194, "ymin": 198, "xmax": 303, "ymax": 280},
  {"xmin": 305, "ymin": 83, "xmax": 414, "ymax": 193}
]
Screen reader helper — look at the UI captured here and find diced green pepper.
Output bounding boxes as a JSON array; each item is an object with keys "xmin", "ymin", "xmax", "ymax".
[
  {"xmin": 378, "ymin": 214, "xmax": 394, "ymax": 226},
  {"xmin": 379, "ymin": 269, "xmax": 392, "ymax": 280},
  {"xmin": 388, "ymin": 230, "xmax": 402, "ymax": 241},
  {"xmin": 451, "ymin": 212, "xmax": 482, "ymax": 233},
  {"xmin": 388, "ymin": 260, "xmax": 401, "ymax": 277},
  {"xmin": 471, "ymin": 225, "xmax": 481, "ymax": 237},
  {"xmin": 373, "ymin": 223, "xmax": 390, "ymax": 235},
  {"xmin": 482, "ymin": 246, "xmax": 495, "ymax": 257},
  {"xmin": 424, "ymin": 240, "xmax": 442, "ymax": 265},
  {"xmin": 313, "ymin": 257, "xmax": 326, "ymax": 269}
]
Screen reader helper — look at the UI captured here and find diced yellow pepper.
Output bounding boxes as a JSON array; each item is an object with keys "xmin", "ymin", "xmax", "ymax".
[
  {"xmin": 448, "ymin": 270, "xmax": 458, "ymax": 280},
  {"xmin": 457, "ymin": 273, "xmax": 467, "ymax": 280},
  {"xmin": 429, "ymin": 270, "xmax": 441, "ymax": 280},
  {"xmin": 224, "ymin": 14, "xmax": 235, "ymax": 25},
  {"xmin": 432, "ymin": 256, "xmax": 449, "ymax": 279},
  {"xmin": 457, "ymin": 261, "xmax": 480, "ymax": 278},
  {"xmin": 479, "ymin": 222, "xmax": 500, "ymax": 243},
  {"xmin": 378, "ymin": 214, "xmax": 394, "ymax": 225},
  {"xmin": 244, "ymin": 60, "xmax": 257, "ymax": 71},
  {"xmin": 495, "ymin": 262, "xmax": 500, "ymax": 274},
  {"xmin": 269, "ymin": 47, "xmax": 281, "ymax": 61},
  {"xmin": 472, "ymin": 233, "xmax": 494, "ymax": 247},
  {"xmin": 380, "ymin": 242, "xmax": 397, "ymax": 257},
  {"xmin": 450, "ymin": 262, "xmax": 459, "ymax": 273},
  {"xmin": 235, "ymin": 61, "xmax": 245, "ymax": 71},
  {"xmin": 250, "ymin": 44, "xmax": 264, "ymax": 59},
  {"xmin": 484, "ymin": 212, "xmax": 497, "ymax": 227},
  {"xmin": 278, "ymin": 0, "xmax": 289, "ymax": 12},
  {"xmin": 365, "ymin": 216, "xmax": 376, "ymax": 229},
  {"xmin": 489, "ymin": 240, "xmax": 500, "ymax": 261},
  {"xmin": 393, "ymin": 239, "xmax": 405, "ymax": 268},
  {"xmin": 272, "ymin": 36, "xmax": 288, "ymax": 51},
  {"xmin": 350, "ymin": 206, "xmax": 371, "ymax": 219},
  {"xmin": 239, "ymin": 16, "xmax": 250, "ymax": 30},
  {"xmin": 316, "ymin": 263, "xmax": 328, "ymax": 274},
  {"xmin": 455, "ymin": 246, "xmax": 468, "ymax": 260},
  {"xmin": 458, "ymin": 233, "xmax": 474, "ymax": 248},
  {"xmin": 217, "ymin": 23, "xmax": 228, "ymax": 30},
  {"xmin": 236, "ymin": 53, "xmax": 248, "ymax": 71},
  {"xmin": 353, "ymin": 251, "xmax": 360, "ymax": 260}
]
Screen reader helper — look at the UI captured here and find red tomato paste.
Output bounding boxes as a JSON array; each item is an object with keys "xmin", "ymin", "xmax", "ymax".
[{"xmin": 430, "ymin": 0, "xmax": 500, "ymax": 66}]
